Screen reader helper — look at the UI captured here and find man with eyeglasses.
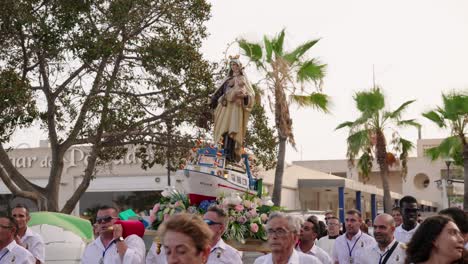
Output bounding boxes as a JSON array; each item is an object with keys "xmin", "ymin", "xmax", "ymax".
[
  {"xmin": 11, "ymin": 204, "xmax": 45, "ymax": 264},
  {"xmin": 146, "ymin": 205, "xmax": 242, "ymax": 263},
  {"xmin": 0, "ymin": 215, "xmax": 35, "ymax": 263},
  {"xmin": 297, "ymin": 216, "xmax": 332, "ymax": 264},
  {"xmin": 82, "ymin": 205, "xmax": 145, "ymax": 264},
  {"xmin": 332, "ymin": 209, "xmax": 375, "ymax": 264},
  {"xmin": 394, "ymin": 196, "xmax": 419, "ymax": 244},
  {"xmin": 254, "ymin": 212, "xmax": 322, "ymax": 264},
  {"xmin": 317, "ymin": 217, "xmax": 340, "ymax": 258}
]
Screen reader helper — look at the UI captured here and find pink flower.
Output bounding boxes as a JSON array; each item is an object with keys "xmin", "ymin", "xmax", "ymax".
[
  {"xmin": 174, "ymin": 201, "xmax": 181, "ymax": 207},
  {"xmin": 243, "ymin": 200, "xmax": 253, "ymax": 208},
  {"xmin": 249, "ymin": 209, "xmax": 258, "ymax": 217},
  {"xmin": 237, "ymin": 216, "xmax": 247, "ymax": 224},
  {"xmin": 149, "ymin": 203, "xmax": 161, "ymax": 223},
  {"xmin": 234, "ymin": 204, "xmax": 244, "ymax": 212},
  {"xmin": 153, "ymin": 203, "xmax": 161, "ymax": 213},
  {"xmin": 164, "ymin": 214, "xmax": 170, "ymax": 221},
  {"xmin": 250, "ymin": 223, "xmax": 259, "ymax": 233}
]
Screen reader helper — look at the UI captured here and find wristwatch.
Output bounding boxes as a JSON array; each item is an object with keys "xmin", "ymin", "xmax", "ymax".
[{"xmin": 117, "ymin": 236, "xmax": 124, "ymax": 243}]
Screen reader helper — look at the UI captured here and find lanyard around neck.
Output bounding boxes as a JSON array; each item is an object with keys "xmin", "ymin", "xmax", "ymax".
[
  {"xmin": 102, "ymin": 240, "xmax": 116, "ymax": 258},
  {"xmin": 0, "ymin": 250, "xmax": 10, "ymax": 262},
  {"xmin": 346, "ymin": 234, "xmax": 362, "ymax": 257}
]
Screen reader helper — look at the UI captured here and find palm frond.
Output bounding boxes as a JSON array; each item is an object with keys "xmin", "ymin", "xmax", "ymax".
[
  {"xmin": 357, "ymin": 151, "xmax": 373, "ymax": 182},
  {"xmin": 272, "ymin": 29, "xmax": 285, "ymax": 56},
  {"xmin": 284, "ymin": 39, "xmax": 320, "ymax": 64},
  {"xmin": 354, "ymin": 87, "xmax": 385, "ymax": 113},
  {"xmin": 264, "ymin": 36, "xmax": 273, "ymax": 63},
  {"xmin": 442, "ymin": 92, "xmax": 468, "ymax": 121},
  {"xmin": 238, "ymin": 39, "xmax": 263, "ymax": 63},
  {"xmin": 396, "ymin": 119, "xmax": 421, "ymax": 128},
  {"xmin": 384, "ymin": 100, "xmax": 416, "ymax": 120},
  {"xmin": 296, "ymin": 59, "xmax": 326, "ymax": 83},
  {"xmin": 290, "ymin": 93, "xmax": 329, "ymax": 112},
  {"xmin": 336, "ymin": 121, "xmax": 355, "ymax": 130},
  {"xmin": 422, "ymin": 110, "xmax": 446, "ymax": 128},
  {"xmin": 347, "ymin": 130, "xmax": 370, "ymax": 157},
  {"xmin": 424, "ymin": 135, "xmax": 462, "ymax": 161}
]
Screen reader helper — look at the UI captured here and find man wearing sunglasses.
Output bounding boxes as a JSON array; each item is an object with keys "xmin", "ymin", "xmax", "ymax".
[
  {"xmin": 82, "ymin": 206, "xmax": 145, "ymax": 264},
  {"xmin": 0, "ymin": 215, "xmax": 35, "ymax": 263},
  {"xmin": 254, "ymin": 212, "xmax": 321, "ymax": 264},
  {"xmin": 394, "ymin": 196, "xmax": 419, "ymax": 244},
  {"xmin": 11, "ymin": 204, "xmax": 45, "ymax": 264}
]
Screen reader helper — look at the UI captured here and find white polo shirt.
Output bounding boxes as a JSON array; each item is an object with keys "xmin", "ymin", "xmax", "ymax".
[
  {"xmin": 20, "ymin": 227, "xmax": 45, "ymax": 263},
  {"xmin": 316, "ymin": 235, "xmax": 338, "ymax": 257},
  {"xmin": 254, "ymin": 249, "xmax": 322, "ymax": 264},
  {"xmin": 361, "ymin": 239, "xmax": 406, "ymax": 264},
  {"xmin": 296, "ymin": 243, "xmax": 332, "ymax": 264},
  {"xmin": 332, "ymin": 230, "xmax": 376, "ymax": 264},
  {"xmin": 0, "ymin": 240, "xmax": 35, "ymax": 264},
  {"xmin": 207, "ymin": 238, "xmax": 242, "ymax": 264},
  {"xmin": 82, "ymin": 234, "xmax": 146, "ymax": 264},
  {"xmin": 394, "ymin": 224, "xmax": 419, "ymax": 244}
]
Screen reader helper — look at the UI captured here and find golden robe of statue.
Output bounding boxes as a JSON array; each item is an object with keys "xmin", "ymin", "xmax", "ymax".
[{"xmin": 211, "ymin": 58, "xmax": 255, "ymax": 161}]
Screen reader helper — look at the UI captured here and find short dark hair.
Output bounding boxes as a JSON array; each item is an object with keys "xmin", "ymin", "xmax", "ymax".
[
  {"xmin": 392, "ymin": 206, "xmax": 401, "ymax": 213},
  {"xmin": 97, "ymin": 205, "xmax": 119, "ymax": 217},
  {"xmin": 406, "ymin": 215, "xmax": 461, "ymax": 264},
  {"xmin": 327, "ymin": 216, "xmax": 339, "ymax": 222},
  {"xmin": 346, "ymin": 209, "xmax": 362, "ymax": 218},
  {"xmin": 0, "ymin": 215, "xmax": 19, "ymax": 236},
  {"xmin": 13, "ymin": 204, "xmax": 30, "ymax": 216},
  {"xmin": 399, "ymin": 196, "xmax": 417, "ymax": 207},
  {"xmin": 439, "ymin": 207, "xmax": 468, "ymax": 234},
  {"xmin": 305, "ymin": 216, "xmax": 319, "ymax": 234},
  {"xmin": 207, "ymin": 204, "xmax": 228, "ymax": 226}
]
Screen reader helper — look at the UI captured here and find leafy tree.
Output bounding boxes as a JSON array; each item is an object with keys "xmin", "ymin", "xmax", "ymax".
[
  {"xmin": 422, "ymin": 92, "xmax": 468, "ymax": 210},
  {"xmin": 0, "ymin": 0, "xmax": 215, "ymax": 213},
  {"xmin": 336, "ymin": 87, "xmax": 419, "ymax": 213},
  {"xmin": 238, "ymin": 30, "xmax": 329, "ymax": 206}
]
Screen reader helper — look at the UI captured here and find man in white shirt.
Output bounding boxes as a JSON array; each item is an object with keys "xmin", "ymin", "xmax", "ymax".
[
  {"xmin": 82, "ymin": 206, "xmax": 146, "ymax": 264},
  {"xmin": 362, "ymin": 214, "xmax": 406, "ymax": 264},
  {"xmin": 0, "ymin": 215, "xmax": 35, "ymax": 263},
  {"xmin": 254, "ymin": 212, "xmax": 322, "ymax": 264},
  {"xmin": 332, "ymin": 209, "xmax": 376, "ymax": 264},
  {"xmin": 297, "ymin": 216, "xmax": 332, "ymax": 264},
  {"xmin": 12, "ymin": 204, "xmax": 45, "ymax": 264},
  {"xmin": 394, "ymin": 196, "xmax": 419, "ymax": 244},
  {"xmin": 317, "ymin": 217, "xmax": 340, "ymax": 258}
]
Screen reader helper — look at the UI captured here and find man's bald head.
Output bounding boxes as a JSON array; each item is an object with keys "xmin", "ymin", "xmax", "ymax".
[{"xmin": 375, "ymin": 213, "xmax": 395, "ymax": 227}]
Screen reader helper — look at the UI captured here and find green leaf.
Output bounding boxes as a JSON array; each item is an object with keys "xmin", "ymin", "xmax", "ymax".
[
  {"xmin": 442, "ymin": 92, "xmax": 468, "ymax": 120},
  {"xmin": 290, "ymin": 92, "xmax": 329, "ymax": 112},
  {"xmin": 396, "ymin": 119, "xmax": 421, "ymax": 128},
  {"xmin": 238, "ymin": 39, "xmax": 263, "ymax": 62},
  {"xmin": 347, "ymin": 130, "xmax": 370, "ymax": 157},
  {"xmin": 284, "ymin": 39, "xmax": 320, "ymax": 64},
  {"xmin": 296, "ymin": 59, "xmax": 326, "ymax": 83},
  {"xmin": 422, "ymin": 110, "xmax": 446, "ymax": 128},
  {"xmin": 264, "ymin": 36, "xmax": 273, "ymax": 63},
  {"xmin": 424, "ymin": 136, "xmax": 462, "ymax": 161},
  {"xmin": 357, "ymin": 151, "xmax": 373, "ymax": 179},
  {"xmin": 272, "ymin": 29, "xmax": 285, "ymax": 56},
  {"xmin": 336, "ymin": 121, "xmax": 355, "ymax": 130},
  {"xmin": 354, "ymin": 87, "xmax": 385, "ymax": 113},
  {"xmin": 384, "ymin": 100, "xmax": 416, "ymax": 120}
]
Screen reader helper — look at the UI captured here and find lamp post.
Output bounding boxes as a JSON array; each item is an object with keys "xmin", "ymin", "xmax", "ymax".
[{"xmin": 445, "ymin": 160, "xmax": 453, "ymax": 207}]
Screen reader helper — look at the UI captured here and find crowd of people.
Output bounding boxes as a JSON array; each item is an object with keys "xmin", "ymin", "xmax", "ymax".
[{"xmin": 0, "ymin": 195, "xmax": 466, "ymax": 263}]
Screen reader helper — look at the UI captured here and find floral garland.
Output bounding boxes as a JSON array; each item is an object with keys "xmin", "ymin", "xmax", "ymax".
[{"xmin": 150, "ymin": 189, "xmax": 278, "ymax": 243}]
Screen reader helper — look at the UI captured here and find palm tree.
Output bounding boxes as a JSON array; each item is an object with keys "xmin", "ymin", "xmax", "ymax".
[
  {"xmin": 422, "ymin": 92, "xmax": 468, "ymax": 210},
  {"xmin": 238, "ymin": 30, "xmax": 329, "ymax": 206},
  {"xmin": 336, "ymin": 87, "xmax": 419, "ymax": 213}
]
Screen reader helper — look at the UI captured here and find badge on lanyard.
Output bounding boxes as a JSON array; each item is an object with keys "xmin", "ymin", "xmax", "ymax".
[{"xmin": 349, "ymin": 256, "xmax": 354, "ymax": 264}]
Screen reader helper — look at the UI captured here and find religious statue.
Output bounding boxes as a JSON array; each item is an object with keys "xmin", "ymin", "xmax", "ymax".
[{"xmin": 210, "ymin": 55, "xmax": 255, "ymax": 162}]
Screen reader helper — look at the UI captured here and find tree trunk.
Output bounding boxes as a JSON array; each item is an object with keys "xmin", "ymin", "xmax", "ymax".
[
  {"xmin": 463, "ymin": 142, "xmax": 468, "ymax": 211},
  {"xmin": 375, "ymin": 131, "xmax": 392, "ymax": 213},
  {"xmin": 272, "ymin": 136, "xmax": 287, "ymax": 206}
]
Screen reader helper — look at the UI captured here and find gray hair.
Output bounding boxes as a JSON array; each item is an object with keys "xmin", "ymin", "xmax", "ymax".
[{"xmin": 267, "ymin": 212, "xmax": 301, "ymax": 234}]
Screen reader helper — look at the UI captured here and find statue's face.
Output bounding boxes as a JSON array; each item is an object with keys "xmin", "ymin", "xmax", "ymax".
[{"xmin": 230, "ymin": 62, "xmax": 240, "ymax": 74}]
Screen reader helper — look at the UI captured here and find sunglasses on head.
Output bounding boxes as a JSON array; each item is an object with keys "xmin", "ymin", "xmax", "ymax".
[
  {"xmin": 96, "ymin": 215, "xmax": 116, "ymax": 224},
  {"xmin": 204, "ymin": 219, "xmax": 222, "ymax": 226}
]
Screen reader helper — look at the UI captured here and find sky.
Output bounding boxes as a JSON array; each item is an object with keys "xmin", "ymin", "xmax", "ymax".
[
  {"xmin": 10, "ymin": 0, "xmax": 468, "ymax": 162},
  {"xmin": 200, "ymin": 0, "xmax": 468, "ymax": 162}
]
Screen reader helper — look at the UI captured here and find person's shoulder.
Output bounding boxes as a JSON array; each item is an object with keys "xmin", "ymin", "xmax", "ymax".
[
  {"xmin": 298, "ymin": 251, "xmax": 321, "ymax": 262},
  {"xmin": 12, "ymin": 242, "xmax": 34, "ymax": 255},
  {"xmin": 253, "ymin": 253, "xmax": 269, "ymax": 264}
]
